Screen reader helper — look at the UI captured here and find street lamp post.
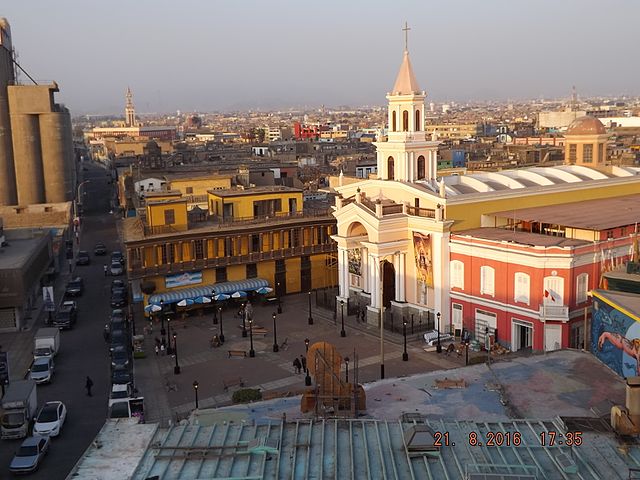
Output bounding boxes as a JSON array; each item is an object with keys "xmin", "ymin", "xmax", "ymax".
[
  {"xmin": 436, "ymin": 312, "xmax": 442, "ymax": 353},
  {"xmin": 304, "ymin": 338, "xmax": 311, "ymax": 386},
  {"xmin": 272, "ymin": 312, "xmax": 279, "ymax": 352},
  {"xmin": 248, "ymin": 318, "xmax": 255, "ymax": 357},
  {"xmin": 345, "ymin": 356, "xmax": 350, "ymax": 383},
  {"xmin": 340, "ymin": 300, "xmax": 346, "ymax": 337},
  {"xmin": 402, "ymin": 317, "xmax": 408, "ymax": 361},
  {"xmin": 212, "ymin": 289, "xmax": 218, "ymax": 325},
  {"xmin": 218, "ymin": 306, "xmax": 225, "ymax": 343},
  {"xmin": 241, "ymin": 302, "xmax": 247, "ymax": 338},
  {"xmin": 277, "ymin": 282, "xmax": 282, "ymax": 314},
  {"xmin": 75, "ymin": 180, "xmax": 90, "ymax": 220},
  {"xmin": 193, "ymin": 381, "xmax": 199, "ymax": 409},
  {"xmin": 160, "ymin": 299, "xmax": 166, "ymax": 337},
  {"xmin": 173, "ymin": 333, "xmax": 180, "ymax": 374},
  {"xmin": 308, "ymin": 291, "xmax": 313, "ymax": 325},
  {"xmin": 166, "ymin": 318, "xmax": 173, "ymax": 355}
]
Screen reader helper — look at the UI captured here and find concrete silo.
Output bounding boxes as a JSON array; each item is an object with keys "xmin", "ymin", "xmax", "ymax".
[{"xmin": 0, "ymin": 17, "xmax": 17, "ymax": 205}]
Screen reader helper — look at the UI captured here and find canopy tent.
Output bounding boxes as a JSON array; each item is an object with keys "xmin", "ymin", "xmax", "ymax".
[{"xmin": 147, "ymin": 278, "xmax": 269, "ymax": 306}]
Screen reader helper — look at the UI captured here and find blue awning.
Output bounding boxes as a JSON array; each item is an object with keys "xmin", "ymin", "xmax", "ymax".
[{"xmin": 147, "ymin": 278, "xmax": 269, "ymax": 305}]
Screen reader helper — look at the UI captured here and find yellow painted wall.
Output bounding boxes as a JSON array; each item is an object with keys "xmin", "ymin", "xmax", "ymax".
[
  {"xmin": 227, "ymin": 265, "xmax": 245, "ymax": 282},
  {"xmin": 257, "ymin": 261, "xmax": 276, "ymax": 285},
  {"xmin": 285, "ymin": 257, "xmax": 301, "ymax": 292},
  {"xmin": 311, "ymin": 254, "xmax": 336, "ymax": 289},
  {"xmin": 170, "ymin": 177, "xmax": 231, "ymax": 196},
  {"xmin": 146, "ymin": 201, "xmax": 188, "ymax": 229},
  {"xmin": 207, "ymin": 191, "xmax": 303, "ymax": 218},
  {"xmin": 447, "ymin": 182, "xmax": 640, "ymax": 232}
]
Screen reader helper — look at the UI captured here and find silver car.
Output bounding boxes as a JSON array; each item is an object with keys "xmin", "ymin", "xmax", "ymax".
[
  {"xmin": 110, "ymin": 261, "xmax": 124, "ymax": 276},
  {"xmin": 9, "ymin": 436, "xmax": 50, "ymax": 474},
  {"xmin": 30, "ymin": 357, "xmax": 54, "ymax": 384}
]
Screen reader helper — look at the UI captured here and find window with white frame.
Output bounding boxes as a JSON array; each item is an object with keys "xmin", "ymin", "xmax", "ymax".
[
  {"xmin": 450, "ymin": 260, "xmax": 464, "ymax": 290},
  {"xmin": 480, "ymin": 266, "xmax": 495, "ymax": 297},
  {"xmin": 576, "ymin": 273, "xmax": 589, "ymax": 304},
  {"xmin": 514, "ymin": 272, "xmax": 530, "ymax": 305}
]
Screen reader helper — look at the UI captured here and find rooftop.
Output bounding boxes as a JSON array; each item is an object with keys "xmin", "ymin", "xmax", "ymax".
[
  {"xmin": 0, "ymin": 234, "xmax": 49, "ymax": 270},
  {"xmin": 490, "ymin": 193, "xmax": 640, "ymax": 231},
  {"xmin": 207, "ymin": 185, "xmax": 302, "ymax": 198},
  {"xmin": 591, "ymin": 289, "xmax": 640, "ymax": 322},
  {"xmin": 391, "ymin": 50, "xmax": 422, "ymax": 95},
  {"xmin": 453, "ymin": 227, "xmax": 589, "ymax": 247}
]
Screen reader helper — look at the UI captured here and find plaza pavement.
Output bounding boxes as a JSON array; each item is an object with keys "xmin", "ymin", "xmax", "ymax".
[{"xmin": 133, "ymin": 293, "xmax": 465, "ymax": 424}]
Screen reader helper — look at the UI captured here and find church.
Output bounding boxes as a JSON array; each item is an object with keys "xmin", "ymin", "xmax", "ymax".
[{"xmin": 331, "ymin": 40, "xmax": 640, "ymax": 350}]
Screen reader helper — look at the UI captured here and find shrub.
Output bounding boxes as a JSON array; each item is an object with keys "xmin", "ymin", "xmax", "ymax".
[{"xmin": 232, "ymin": 388, "xmax": 262, "ymax": 404}]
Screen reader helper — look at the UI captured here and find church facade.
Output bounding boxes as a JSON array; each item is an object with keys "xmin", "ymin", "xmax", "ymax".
[{"xmin": 332, "ymin": 44, "xmax": 640, "ymax": 347}]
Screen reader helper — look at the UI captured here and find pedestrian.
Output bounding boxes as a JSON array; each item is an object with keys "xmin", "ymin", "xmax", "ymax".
[
  {"xmin": 155, "ymin": 344, "xmax": 159, "ymax": 356},
  {"xmin": 103, "ymin": 264, "xmax": 108, "ymax": 277},
  {"xmin": 300, "ymin": 355, "xmax": 307, "ymax": 373},
  {"xmin": 361, "ymin": 309, "xmax": 366, "ymax": 323},
  {"xmin": 293, "ymin": 357, "xmax": 301, "ymax": 374},
  {"xmin": 102, "ymin": 325, "xmax": 109, "ymax": 342},
  {"xmin": 155, "ymin": 337, "xmax": 161, "ymax": 347},
  {"xmin": 160, "ymin": 341, "xmax": 166, "ymax": 356},
  {"xmin": 85, "ymin": 376, "xmax": 93, "ymax": 397}
]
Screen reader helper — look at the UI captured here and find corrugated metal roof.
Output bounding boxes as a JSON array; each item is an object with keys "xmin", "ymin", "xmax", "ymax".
[{"xmin": 130, "ymin": 418, "xmax": 638, "ymax": 479}]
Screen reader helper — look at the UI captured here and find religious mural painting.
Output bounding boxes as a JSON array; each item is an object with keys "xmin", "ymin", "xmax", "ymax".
[
  {"xmin": 591, "ymin": 293, "xmax": 640, "ymax": 378},
  {"xmin": 348, "ymin": 248, "xmax": 361, "ymax": 276},
  {"xmin": 412, "ymin": 232, "xmax": 433, "ymax": 287}
]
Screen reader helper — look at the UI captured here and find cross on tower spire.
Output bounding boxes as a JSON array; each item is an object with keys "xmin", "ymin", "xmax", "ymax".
[{"xmin": 402, "ymin": 21, "xmax": 411, "ymax": 52}]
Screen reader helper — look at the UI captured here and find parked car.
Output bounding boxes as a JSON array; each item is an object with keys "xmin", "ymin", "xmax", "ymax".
[
  {"xmin": 110, "ymin": 290, "xmax": 128, "ymax": 308},
  {"xmin": 110, "ymin": 345, "xmax": 131, "ymax": 369},
  {"xmin": 64, "ymin": 277, "xmax": 84, "ymax": 297},
  {"xmin": 111, "ymin": 365, "xmax": 133, "ymax": 385},
  {"xmin": 9, "ymin": 436, "xmax": 50, "ymax": 474},
  {"xmin": 94, "ymin": 242, "xmax": 107, "ymax": 256},
  {"xmin": 110, "ymin": 261, "xmax": 124, "ymax": 276},
  {"xmin": 111, "ymin": 279, "xmax": 125, "ymax": 293},
  {"xmin": 52, "ymin": 301, "xmax": 77, "ymax": 330},
  {"xmin": 30, "ymin": 357, "xmax": 55, "ymax": 384},
  {"xmin": 110, "ymin": 330, "xmax": 129, "ymax": 352},
  {"xmin": 76, "ymin": 250, "xmax": 91, "ymax": 266},
  {"xmin": 33, "ymin": 401, "xmax": 67, "ymax": 437},
  {"xmin": 111, "ymin": 251, "xmax": 125, "ymax": 265}
]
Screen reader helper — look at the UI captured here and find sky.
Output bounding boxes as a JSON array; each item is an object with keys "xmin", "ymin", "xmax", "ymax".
[{"xmin": 2, "ymin": 0, "xmax": 639, "ymax": 114}]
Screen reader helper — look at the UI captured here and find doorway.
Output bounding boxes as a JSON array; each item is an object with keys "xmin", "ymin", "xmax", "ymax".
[
  {"xmin": 512, "ymin": 319, "xmax": 533, "ymax": 352},
  {"xmin": 382, "ymin": 260, "xmax": 395, "ymax": 308}
]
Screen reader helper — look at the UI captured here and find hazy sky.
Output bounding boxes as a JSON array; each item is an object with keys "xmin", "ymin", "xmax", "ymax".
[{"xmin": 3, "ymin": 0, "xmax": 639, "ymax": 114}]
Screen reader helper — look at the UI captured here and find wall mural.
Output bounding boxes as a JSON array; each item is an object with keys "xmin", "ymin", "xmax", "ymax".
[
  {"xmin": 413, "ymin": 232, "xmax": 433, "ymax": 288},
  {"xmin": 591, "ymin": 295, "xmax": 640, "ymax": 377},
  {"xmin": 348, "ymin": 248, "xmax": 361, "ymax": 276}
]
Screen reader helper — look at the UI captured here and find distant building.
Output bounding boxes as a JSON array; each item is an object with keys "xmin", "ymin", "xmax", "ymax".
[{"xmin": 425, "ymin": 123, "xmax": 479, "ymax": 140}]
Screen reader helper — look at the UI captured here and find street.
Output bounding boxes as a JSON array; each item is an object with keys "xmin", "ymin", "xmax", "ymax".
[{"xmin": 0, "ymin": 161, "xmax": 119, "ymax": 479}]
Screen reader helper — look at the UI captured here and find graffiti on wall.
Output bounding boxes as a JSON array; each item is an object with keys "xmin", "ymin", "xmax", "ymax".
[
  {"xmin": 412, "ymin": 232, "xmax": 433, "ymax": 288},
  {"xmin": 348, "ymin": 249, "xmax": 361, "ymax": 276},
  {"xmin": 591, "ymin": 295, "xmax": 640, "ymax": 377}
]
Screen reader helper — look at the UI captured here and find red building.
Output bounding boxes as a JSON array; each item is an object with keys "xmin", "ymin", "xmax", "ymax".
[
  {"xmin": 449, "ymin": 195, "xmax": 640, "ymax": 352},
  {"xmin": 293, "ymin": 122, "xmax": 329, "ymax": 140}
]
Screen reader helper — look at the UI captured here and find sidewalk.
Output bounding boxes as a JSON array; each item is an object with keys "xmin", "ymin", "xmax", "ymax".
[{"xmin": 133, "ymin": 292, "xmax": 463, "ymax": 424}]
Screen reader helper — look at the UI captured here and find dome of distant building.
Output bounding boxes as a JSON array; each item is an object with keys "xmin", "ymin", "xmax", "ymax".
[{"xmin": 565, "ymin": 116, "xmax": 606, "ymax": 135}]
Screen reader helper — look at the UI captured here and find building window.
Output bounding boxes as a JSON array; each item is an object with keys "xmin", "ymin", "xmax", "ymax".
[
  {"xmin": 246, "ymin": 263, "xmax": 257, "ymax": 279},
  {"xmin": 583, "ymin": 144, "xmax": 593, "ymax": 163},
  {"xmin": 514, "ymin": 272, "xmax": 530, "ymax": 305},
  {"xmin": 415, "ymin": 109, "xmax": 421, "ymax": 131},
  {"xmin": 164, "ymin": 209, "xmax": 175, "ymax": 225},
  {"xmin": 392, "ymin": 111, "xmax": 397, "ymax": 132},
  {"xmin": 215, "ymin": 267, "xmax": 227, "ymax": 282},
  {"xmin": 576, "ymin": 273, "xmax": 589, "ymax": 304},
  {"xmin": 450, "ymin": 260, "xmax": 464, "ymax": 290},
  {"xmin": 480, "ymin": 266, "xmax": 495, "ymax": 297},
  {"xmin": 569, "ymin": 144, "xmax": 577, "ymax": 162},
  {"xmin": 251, "ymin": 234, "xmax": 260, "ymax": 253},
  {"xmin": 402, "ymin": 110, "xmax": 409, "ymax": 131},
  {"xmin": 161, "ymin": 244, "xmax": 175, "ymax": 264},
  {"xmin": 598, "ymin": 143, "xmax": 604, "ymax": 163},
  {"xmin": 387, "ymin": 156, "xmax": 395, "ymax": 180},
  {"xmin": 292, "ymin": 229, "xmax": 300, "ymax": 247},
  {"xmin": 417, "ymin": 155, "xmax": 425, "ymax": 180},
  {"xmin": 194, "ymin": 240, "xmax": 205, "ymax": 260},
  {"xmin": 186, "ymin": 186, "xmax": 193, "ymax": 194}
]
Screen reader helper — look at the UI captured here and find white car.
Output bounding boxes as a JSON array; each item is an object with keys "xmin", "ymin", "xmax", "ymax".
[
  {"xmin": 33, "ymin": 401, "xmax": 67, "ymax": 437},
  {"xmin": 30, "ymin": 357, "xmax": 54, "ymax": 384}
]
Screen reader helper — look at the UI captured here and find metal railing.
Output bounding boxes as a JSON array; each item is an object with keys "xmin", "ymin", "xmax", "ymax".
[
  {"xmin": 539, "ymin": 304, "xmax": 569, "ymax": 319},
  {"xmin": 406, "ymin": 206, "xmax": 436, "ymax": 218}
]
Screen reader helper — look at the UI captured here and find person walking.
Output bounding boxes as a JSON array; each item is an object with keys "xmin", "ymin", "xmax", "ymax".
[
  {"xmin": 103, "ymin": 264, "xmax": 108, "ymax": 277},
  {"xmin": 160, "ymin": 339, "xmax": 166, "ymax": 356},
  {"xmin": 300, "ymin": 355, "xmax": 307, "ymax": 373},
  {"xmin": 155, "ymin": 344, "xmax": 160, "ymax": 356},
  {"xmin": 292, "ymin": 357, "xmax": 301, "ymax": 374},
  {"xmin": 85, "ymin": 376, "xmax": 94, "ymax": 397}
]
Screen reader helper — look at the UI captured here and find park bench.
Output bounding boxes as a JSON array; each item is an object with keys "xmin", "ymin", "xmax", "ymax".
[
  {"xmin": 228, "ymin": 350, "xmax": 247, "ymax": 358},
  {"xmin": 251, "ymin": 327, "xmax": 268, "ymax": 337},
  {"xmin": 223, "ymin": 376, "xmax": 245, "ymax": 391}
]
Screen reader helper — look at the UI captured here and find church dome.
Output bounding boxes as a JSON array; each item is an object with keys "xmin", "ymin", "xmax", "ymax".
[{"xmin": 565, "ymin": 116, "xmax": 606, "ymax": 135}]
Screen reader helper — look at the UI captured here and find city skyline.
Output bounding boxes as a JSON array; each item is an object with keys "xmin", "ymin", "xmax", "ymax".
[{"xmin": 2, "ymin": 0, "xmax": 640, "ymax": 114}]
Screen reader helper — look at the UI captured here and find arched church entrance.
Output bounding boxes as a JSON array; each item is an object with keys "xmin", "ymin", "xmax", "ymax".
[{"xmin": 382, "ymin": 260, "xmax": 395, "ymax": 308}]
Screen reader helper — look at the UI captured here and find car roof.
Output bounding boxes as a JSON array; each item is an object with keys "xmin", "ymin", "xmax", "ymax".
[
  {"xmin": 33, "ymin": 357, "xmax": 51, "ymax": 365},
  {"xmin": 21, "ymin": 436, "xmax": 46, "ymax": 447},
  {"xmin": 69, "ymin": 276, "xmax": 83, "ymax": 282},
  {"xmin": 41, "ymin": 402, "xmax": 61, "ymax": 413},
  {"xmin": 79, "ymin": 250, "xmax": 89, "ymax": 254}
]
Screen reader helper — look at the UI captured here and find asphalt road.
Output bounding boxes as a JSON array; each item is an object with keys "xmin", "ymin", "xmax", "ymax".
[{"xmin": 0, "ymin": 162, "xmax": 121, "ymax": 479}]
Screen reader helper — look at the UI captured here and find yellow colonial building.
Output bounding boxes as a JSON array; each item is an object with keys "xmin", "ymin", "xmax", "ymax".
[
  {"xmin": 332, "ymin": 43, "xmax": 640, "ymax": 333},
  {"xmin": 123, "ymin": 185, "xmax": 337, "ymax": 307}
]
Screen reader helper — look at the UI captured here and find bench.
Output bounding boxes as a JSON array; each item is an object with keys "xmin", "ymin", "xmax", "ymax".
[
  {"xmin": 251, "ymin": 327, "xmax": 268, "ymax": 337},
  {"xmin": 223, "ymin": 376, "xmax": 245, "ymax": 391},
  {"xmin": 228, "ymin": 350, "xmax": 247, "ymax": 358}
]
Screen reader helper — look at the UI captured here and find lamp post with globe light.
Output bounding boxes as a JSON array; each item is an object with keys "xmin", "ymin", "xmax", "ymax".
[
  {"xmin": 304, "ymin": 338, "xmax": 311, "ymax": 386},
  {"xmin": 193, "ymin": 381, "xmax": 199, "ymax": 409}
]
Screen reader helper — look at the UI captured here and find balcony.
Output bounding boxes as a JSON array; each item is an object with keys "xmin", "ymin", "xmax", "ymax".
[
  {"xmin": 539, "ymin": 304, "xmax": 569, "ymax": 321},
  {"xmin": 128, "ymin": 243, "xmax": 336, "ymax": 279}
]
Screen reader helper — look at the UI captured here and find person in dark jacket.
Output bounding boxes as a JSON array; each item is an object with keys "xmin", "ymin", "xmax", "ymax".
[
  {"xmin": 85, "ymin": 376, "xmax": 94, "ymax": 396},
  {"xmin": 292, "ymin": 357, "xmax": 302, "ymax": 374}
]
